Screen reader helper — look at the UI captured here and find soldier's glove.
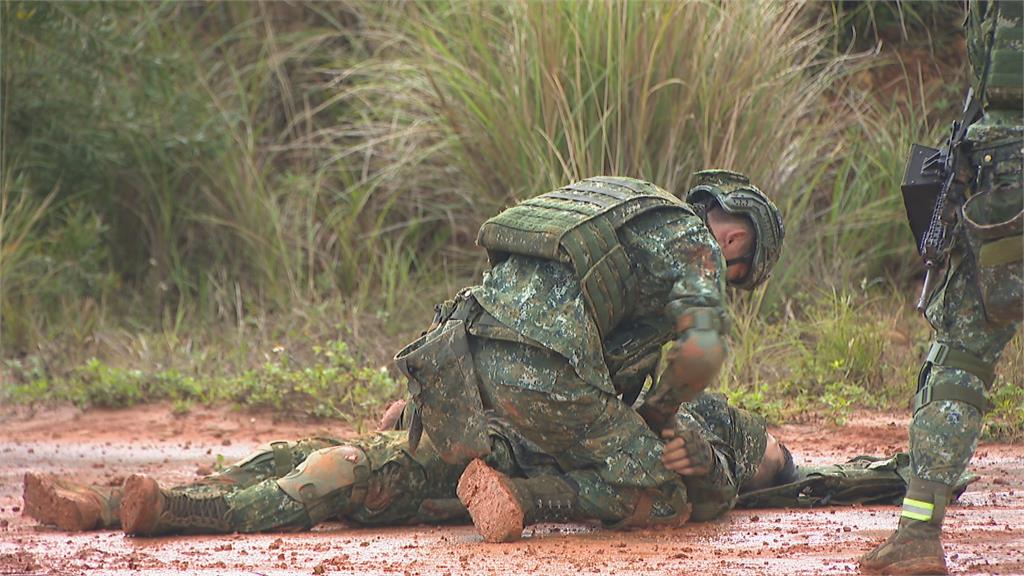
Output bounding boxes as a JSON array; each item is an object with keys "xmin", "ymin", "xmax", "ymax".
[{"xmin": 660, "ymin": 420, "xmax": 713, "ymax": 477}]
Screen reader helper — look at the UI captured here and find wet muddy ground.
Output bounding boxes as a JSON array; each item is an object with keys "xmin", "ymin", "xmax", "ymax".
[{"xmin": 1, "ymin": 404, "xmax": 1021, "ymax": 575}]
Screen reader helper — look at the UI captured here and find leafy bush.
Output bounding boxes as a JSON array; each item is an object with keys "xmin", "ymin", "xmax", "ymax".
[
  {"xmin": 0, "ymin": 340, "xmax": 398, "ymax": 423},
  {"xmin": 230, "ymin": 340, "xmax": 398, "ymax": 421},
  {"xmin": 722, "ymin": 288, "xmax": 895, "ymax": 425}
]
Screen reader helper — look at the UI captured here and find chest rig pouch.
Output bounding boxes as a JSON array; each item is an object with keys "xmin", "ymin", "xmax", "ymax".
[
  {"xmin": 477, "ymin": 176, "xmax": 693, "ymax": 338},
  {"xmin": 394, "ymin": 296, "xmax": 490, "ymax": 465}
]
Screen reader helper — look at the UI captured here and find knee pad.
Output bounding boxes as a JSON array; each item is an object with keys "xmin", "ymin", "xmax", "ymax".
[
  {"xmin": 275, "ymin": 445, "xmax": 370, "ymax": 518},
  {"xmin": 914, "ymin": 343, "xmax": 995, "ymax": 415}
]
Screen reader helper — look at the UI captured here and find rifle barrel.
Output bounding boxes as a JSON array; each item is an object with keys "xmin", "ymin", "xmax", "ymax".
[{"xmin": 916, "ymin": 262, "xmax": 940, "ymax": 313}]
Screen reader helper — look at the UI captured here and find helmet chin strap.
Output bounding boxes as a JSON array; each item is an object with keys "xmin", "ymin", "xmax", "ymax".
[
  {"xmin": 725, "ymin": 253, "xmax": 754, "ymax": 285},
  {"xmin": 725, "ymin": 253, "xmax": 753, "ymax": 268}
]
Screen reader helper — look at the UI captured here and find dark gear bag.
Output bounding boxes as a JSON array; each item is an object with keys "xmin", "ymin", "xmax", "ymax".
[
  {"xmin": 394, "ymin": 300, "xmax": 490, "ymax": 465},
  {"xmin": 962, "ymin": 184, "xmax": 1023, "ymax": 324},
  {"xmin": 736, "ymin": 453, "xmax": 977, "ymax": 509}
]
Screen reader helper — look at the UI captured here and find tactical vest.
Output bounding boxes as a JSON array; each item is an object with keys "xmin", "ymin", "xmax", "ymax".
[
  {"xmin": 477, "ymin": 176, "xmax": 694, "ymax": 337},
  {"xmin": 968, "ymin": 0, "xmax": 1024, "ymax": 108}
]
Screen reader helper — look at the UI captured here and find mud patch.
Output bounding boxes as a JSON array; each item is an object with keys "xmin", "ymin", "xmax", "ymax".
[{"xmin": 1, "ymin": 407, "xmax": 1022, "ymax": 575}]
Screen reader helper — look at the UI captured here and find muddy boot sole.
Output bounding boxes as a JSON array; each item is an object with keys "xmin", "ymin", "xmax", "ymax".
[
  {"xmin": 120, "ymin": 474, "xmax": 163, "ymax": 536},
  {"xmin": 860, "ymin": 532, "xmax": 948, "ymax": 576},
  {"xmin": 23, "ymin": 473, "xmax": 101, "ymax": 531},
  {"xmin": 860, "ymin": 556, "xmax": 948, "ymax": 576},
  {"xmin": 457, "ymin": 459, "xmax": 525, "ymax": 543}
]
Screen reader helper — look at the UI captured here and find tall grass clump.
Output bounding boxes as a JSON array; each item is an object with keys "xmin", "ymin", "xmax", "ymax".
[
  {"xmin": 802, "ymin": 79, "xmax": 951, "ymax": 285},
  {"xmin": 394, "ymin": 1, "xmax": 839, "ymax": 215}
]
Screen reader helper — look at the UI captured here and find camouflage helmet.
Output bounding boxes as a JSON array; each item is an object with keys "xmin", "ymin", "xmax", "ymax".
[{"xmin": 685, "ymin": 169, "xmax": 784, "ymax": 290}]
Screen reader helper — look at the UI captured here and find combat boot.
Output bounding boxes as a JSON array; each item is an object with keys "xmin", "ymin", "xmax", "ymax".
[
  {"xmin": 23, "ymin": 473, "xmax": 122, "ymax": 531},
  {"xmin": 120, "ymin": 474, "xmax": 230, "ymax": 536},
  {"xmin": 456, "ymin": 459, "xmax": 579, "ymax": 543},
  {"xmin": 859, "ymin": 477, "xmax": 951, "ymax": 575}
]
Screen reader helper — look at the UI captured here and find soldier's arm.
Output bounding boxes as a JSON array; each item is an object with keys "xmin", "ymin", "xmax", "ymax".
[{"xmin": 636, "ymin": 242, "xmax": 729, "ymax": 433}]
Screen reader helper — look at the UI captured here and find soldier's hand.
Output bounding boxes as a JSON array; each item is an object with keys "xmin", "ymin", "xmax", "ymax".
[{"xmin": 661, "ymin": 427, "xmax": 712, "ymax": 477}]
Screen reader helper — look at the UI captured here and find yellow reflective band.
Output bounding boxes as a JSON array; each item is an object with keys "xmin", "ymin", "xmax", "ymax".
[
  {"xmin": 901, "ymin": 497, "xmax": 934, "ymax": 522},
  {"xmin": 902, "ymin": 509, "xmax": 933, "ymax": 522},
  {"xmin": 903, "ymin": 498, "xmax": 934, "ymax": 511}
]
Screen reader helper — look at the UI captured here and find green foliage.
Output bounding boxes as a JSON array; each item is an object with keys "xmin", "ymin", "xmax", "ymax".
[
  {"xmin": 0, "ymin": 340, "xmax": 398, "ymax": 423},
  {"xmin": 2, "ymin": 1, "xmax": 445, "ymax": 351},
  {"xmin": 230, "ymin": 340, "xmax": 398, "ymax": 421},
  {"xmin": 985, "ymin": 334, "xmax": 1024, "ymax": 442},
  {"xmin": 822, "ymin": 0, "xmax": 963, "ymax": 51},
  {"xmin": 790, "ymin": 290, "xmax": 889, "ymax": 399},
  {"xmin": 722, "ymin": 288, "xmax": 895, "ymax": 425},
  {"xmin": 986, "ymin": 382, "xmax": 1024, "ymax": 442},
  {"xmin": 403, "ymin": 1, "xmax": 838, "ymax": 200},
  {"xmin": 810, "ymin": 88, "xmax": 949, "ymax": 284}
]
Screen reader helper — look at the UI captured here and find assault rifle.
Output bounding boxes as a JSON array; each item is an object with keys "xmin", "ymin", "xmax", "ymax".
[{"xmin": 901, "ymin": 88, "xmax": 983, "ymax": 313}]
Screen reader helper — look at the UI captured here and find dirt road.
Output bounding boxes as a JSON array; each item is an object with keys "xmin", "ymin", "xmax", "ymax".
[{"xmin": 1, "ymin": 404, "xmax": 1021, "ymax": 575}]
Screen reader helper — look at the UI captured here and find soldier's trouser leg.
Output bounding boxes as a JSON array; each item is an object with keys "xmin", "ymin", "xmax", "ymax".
[
  {"xmin": 131, "ymin": 431, "xmax": 524, "ymax": 535},
  {"xmin": 472, "ymin": 338, "xmax": 691, "ymax": 527},
  {"xmin": 183, "ymin": 437, "xmax": 342, "ymax": 495},
  {"xmin": 123, "ymin": 437, "xmax": 351, "ymax": 535},
  {"xmin": 675, "ymin": 393, "xmax": 770, "ymax": 520},
  {"xmin": 863, "ymin": 128, "xmax": 1022, "ymax": 574},
  {"xmin": 910, "ymin": 137, "xmax": 1021, "ymax": 508}
]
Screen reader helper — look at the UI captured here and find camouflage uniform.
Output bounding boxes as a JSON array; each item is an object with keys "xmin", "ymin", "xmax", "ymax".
[
  {"xmin": 862, "ymin": 2, "xmax": 1022, "ymax": 573},
  {"xmin": 910, "ymin": 0, "xmax": 1023, "ymax": 491},
  {"xmin": 88, "ymin": 175, "xmax": 772, "ymax": 536},
  {"xmin": 143, "ymin": 424, "xmax": 535, "ymax": 533},
  {"xmin": 399, "ymin": 176, "xmax": 738, "ymax": 528}
]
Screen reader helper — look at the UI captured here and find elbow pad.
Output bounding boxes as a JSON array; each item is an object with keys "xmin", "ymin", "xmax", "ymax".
[{"xmin": 665, "ymin": 307, "xmax": 727, "ymax": 391}]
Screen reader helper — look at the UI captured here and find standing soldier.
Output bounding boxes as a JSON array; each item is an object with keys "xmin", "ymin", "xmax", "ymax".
[{"xmin": 861, "ymin": 1, "xmax": 1023, "ymax": 574}]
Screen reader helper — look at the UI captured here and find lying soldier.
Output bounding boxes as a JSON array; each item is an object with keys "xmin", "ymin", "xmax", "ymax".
[
  {"xmin": 23, "ymin": 393, "xmax": 795, "ymax": 535},
  {"xmin": 25, "ymin": 392, "xmax": 973, "ymax": 537}
]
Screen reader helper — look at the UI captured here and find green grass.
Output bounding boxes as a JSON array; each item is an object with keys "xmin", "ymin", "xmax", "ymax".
[
  {"xmin": 2, "ymin": 339, "xmax": 397, "ymax": 426},
  {"xmin": 721, "ymin": 287, "xmax": 903, "ymax": 426},
  {"xmin": 986, "ymin": 333, "xmax": 1024, "ymax": 442}
]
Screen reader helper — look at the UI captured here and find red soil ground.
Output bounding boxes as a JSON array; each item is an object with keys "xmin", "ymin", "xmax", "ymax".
[{"xmin": 1, "ymin": 404, "xmax": 1021, "ymax": 575}]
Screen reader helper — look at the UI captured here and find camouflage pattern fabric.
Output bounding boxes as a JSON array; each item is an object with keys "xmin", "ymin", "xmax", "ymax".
[
  {"xmin": 399, "ymin": 199, "xmax": 729, "ymax": 526},
  {"xmin": 672, "ymin": 392, "xmax": 767, "ymax": 520},
  {"xmin": 470, "ymin": 336, "xmax": 691, "ymax": 524},
  {"xmin": 164, "ymin": 430, "xmax": 524, "ymax": 533},
  {"xmin": 471, "ymin": 207, "xmax": 726, "ymax": 398},
  {"xmin": 142, "ymin": 392, "xmax": 764, "ymax": 534},
  {"xmin": 677, "ymin": 392, "xmax": 768, "ymax": 491},
  {"xmin": 911, "ymin": 0, "xmax": 1022, "ymax": 490}
]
